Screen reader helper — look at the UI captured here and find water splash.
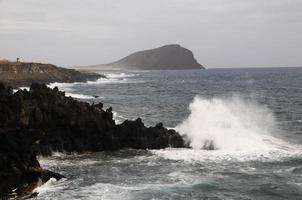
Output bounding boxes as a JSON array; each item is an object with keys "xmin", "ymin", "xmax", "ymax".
[
  {"xmin": 176, "ymin": 96, "xmax": 277, "ymax": 151},
  {"xmin": 148, "ymin": 96, "xmax": 302, "ymax": 163}
]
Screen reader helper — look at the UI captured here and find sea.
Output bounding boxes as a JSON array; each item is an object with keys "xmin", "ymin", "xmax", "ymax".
[{"xmin": 34, "ymin": 67, "xmax": 302, "ymax": 200}]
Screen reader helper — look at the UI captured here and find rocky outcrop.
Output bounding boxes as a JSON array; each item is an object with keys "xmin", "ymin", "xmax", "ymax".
[
  {"xmin": 0, "ymin": 62, "xmax": 103, "ymax": 88},
  {"xmin": 81, "ymin": 44, "xmax": 204, "ymax": 70},
  {"xmin": 0, "ymin": 83, "xmax": 184, "ymax": 198}
]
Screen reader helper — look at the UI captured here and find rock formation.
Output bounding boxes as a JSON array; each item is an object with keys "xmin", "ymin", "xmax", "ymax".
[
  {"xmin": 81, "ymin": 44, "xmax": 204, "ymax": 70},
  {"xmin": 0, "ymin": 62, "xmax": 103, "ymax": 88},
  {"xmin": 0, "ymin": 83, "xmax": 184, "ymax": 198}
]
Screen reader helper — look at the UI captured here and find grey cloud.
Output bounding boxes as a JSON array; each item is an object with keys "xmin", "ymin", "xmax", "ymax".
[{"xmin": 0, "ymin": 0, "xmax": 301, "ymax": 67}]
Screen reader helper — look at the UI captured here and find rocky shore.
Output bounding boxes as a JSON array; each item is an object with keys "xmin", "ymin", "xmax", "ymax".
[
  {"xmin": 0, "ymin": 83, "xmax": 184, "ymax": 199},
  {"xmin": 0, "ymin": 62, "xmax": 103, "ymax": 88}
]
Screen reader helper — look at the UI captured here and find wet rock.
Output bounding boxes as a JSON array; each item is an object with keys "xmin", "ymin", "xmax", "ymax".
[
  {"xmin": 0, "ymin": 83, "xmax": 185, "ymax": 198},
  {"xmin": 105, "ymin": 118, "xmax": 184, "ymax": 150}
]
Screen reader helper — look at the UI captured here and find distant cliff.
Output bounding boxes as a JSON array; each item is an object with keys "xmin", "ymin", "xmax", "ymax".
[
  {"xmin": 81, "ymin": 44, "xmax": 204, "ymax": 70},
  {"xmin": 0, "ymin": 62, "xmax": 102, "ymax": 87}
]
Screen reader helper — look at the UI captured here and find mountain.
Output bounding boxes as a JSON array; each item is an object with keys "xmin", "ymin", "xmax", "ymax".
[
  {"xmin": 0, "ymin": 61, "xmax": 103, "ymax": 87},
  {"xmin": 81, "ymin": 44, "xmax": 204, "ymax": 70}
]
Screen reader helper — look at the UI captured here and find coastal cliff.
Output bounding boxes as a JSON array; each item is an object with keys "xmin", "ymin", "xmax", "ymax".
[
  {"xmin": 0, "ymin": 62, "xmax": 102, "ymax": 88},
  {"xmin": 0, "ymin": 83, "xmax": 184, "ymax": 198},
  {"xmin": 79, "ymin": 44, "xmax": 204, "ymax": 70}
]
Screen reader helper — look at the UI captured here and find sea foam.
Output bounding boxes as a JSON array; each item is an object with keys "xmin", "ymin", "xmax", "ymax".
[
  {"xmin": 153, "ymin": 96, "xmax": 302, "ymax": 162},
  {"xmin": 176, "ymin": 95, "xmax": 276, "ymax": 151}
]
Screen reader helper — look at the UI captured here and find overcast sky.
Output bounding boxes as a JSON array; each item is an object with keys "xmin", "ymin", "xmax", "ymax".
[{"xmin": 0, "ymin": 0, "xmax": 302, "ymax": 68}]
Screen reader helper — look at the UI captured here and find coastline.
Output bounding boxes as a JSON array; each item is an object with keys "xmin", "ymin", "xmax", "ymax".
[
  {"xmin": 0, "ymin": 83, "xmax": 185, "ymax": 199},
  {"xmin": 0, "ymin": 62, "xmax": 105, "ymax": 88}
]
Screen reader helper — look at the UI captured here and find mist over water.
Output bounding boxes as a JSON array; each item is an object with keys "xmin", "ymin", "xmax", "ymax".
[{"xmin": 37, "ymin": 68, "xmax": 302, "ymax": 199}]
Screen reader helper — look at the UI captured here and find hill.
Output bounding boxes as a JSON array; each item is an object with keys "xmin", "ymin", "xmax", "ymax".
[
  {"xmin": 80, "ymin": 44, "xmax": 204, "ymax": 70},
  {"xmin": 0, "ymin": 61, "xmax": 102, "ymax": 87}
]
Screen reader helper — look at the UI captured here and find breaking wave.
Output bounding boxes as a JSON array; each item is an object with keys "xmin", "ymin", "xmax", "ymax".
[
  {"xmin": 105, "ymin": 72, "xmax": 138, "ymax": 79},
  {"xmin": 113, "ymin": 111, "xmax": 127, "ymax": 124},
  {"xmin": 153, "ymin": 96, "xmax": 302, "ymax": 162},
  {"xmin": 176, "ymin": 96, "xmax": 276, "ymax": 151},
  {"xmin": 65, "ymin": 93, "xmax": 100, "ymax": 99}
]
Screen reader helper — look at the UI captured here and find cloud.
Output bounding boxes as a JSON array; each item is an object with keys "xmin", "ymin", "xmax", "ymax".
[{"xmin": 0, "ymin": 0, "xmax": 302, "ymax": 67}]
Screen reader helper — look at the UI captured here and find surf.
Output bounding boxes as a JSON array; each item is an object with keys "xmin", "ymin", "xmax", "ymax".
[{"xmin": 154, "ymin": 95, "xmax": 302, "ymax": 162}]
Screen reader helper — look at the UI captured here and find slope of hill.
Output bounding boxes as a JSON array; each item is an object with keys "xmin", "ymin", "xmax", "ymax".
[
  {"xmin": 79, "ymin": 44, "xmax": 204, "ymax": 70},
  {"xmin": 0, "ymin": 62, "xmax": 102, "ymax": 87}
]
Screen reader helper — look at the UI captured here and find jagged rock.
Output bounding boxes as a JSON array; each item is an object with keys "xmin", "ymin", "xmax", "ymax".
[
  {"xmin": 0, "ymin": 83, "xmax": 185, "ymax": 198},
  {"xmin": 104, "ymin": 118, "xmax": 184, "ymax": 150}
]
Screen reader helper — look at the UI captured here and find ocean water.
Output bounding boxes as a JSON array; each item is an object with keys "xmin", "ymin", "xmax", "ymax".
[{"xmin": 37, "ymin": 68, "xmax": 302, "ymax": 200}]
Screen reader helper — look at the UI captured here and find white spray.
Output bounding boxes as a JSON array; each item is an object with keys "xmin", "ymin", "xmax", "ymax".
[{"xmin": 175, "ymin": 96, "xmax": 277, "ymax": 152}]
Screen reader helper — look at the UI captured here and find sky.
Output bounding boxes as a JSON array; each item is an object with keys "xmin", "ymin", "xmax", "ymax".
[{"xmin": 0, "ymin": 0, "xmax": 302, "ymax": 68}]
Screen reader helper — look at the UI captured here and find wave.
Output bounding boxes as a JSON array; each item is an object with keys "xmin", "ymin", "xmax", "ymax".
[
  {"xmin": 49, "ymin": 73, "xmax": 142, "ymax": 87},
  {"xmin": 13, "ymin": 86, "xmax": 29, "ymax": 93},
  {"xmin": 86, "ymin": 78, "xmax": 129, "ymax": 85},
  {"xmin": 13, "ymin": 72, "xmax": 140, "ymax": 97},
  {"xmin": 105, "ymin": 72, "xmax": 138, "ymax": 79},
  {"xmin": 48, "ymin": 82, "xmax": 76, "ymax": 91},
  {"xmin": 86, "ymin": 72, "xmax": 142, "ymax": 85},
  {"xmin": 112, "ymin": 111, "xmax": 127, "ymax": 124},
  {"xmin": 35, "ymin": 181, "xmax": 199, "ymax": 200},
  {"xmin": 176, "ymin": 95, "xmax": 277, "ymax": 151},
  {"xmin": 13, "ymin": 84, "xmax": 100, "ymax": 99},
  {"xmin": 33, "ymin": 178, "xmax": 63, "ymax": 195},
  {"xmin": 65, "ymin": 92, "xmax": 101, "ymax": 99},
  {"xmin": 153, "ymin": 95, "xmax": 302, "ymax": 162},
  {"xmin": 46, "ymin": 72, "xmax": 143, "ymax": 100},
  {"xmin": 47, "ymin": 83, "xmax": 101, "ymax": 99}
]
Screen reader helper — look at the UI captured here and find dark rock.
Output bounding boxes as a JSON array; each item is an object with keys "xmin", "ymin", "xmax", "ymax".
[
  {"xmin": 156, "ymin": 122, "xmax": 164, "ymax": 128},
  {"xmin": 39, "ymin": 170, "xmax": 65, "ymax": 182},
  {"xmin": 0, "ymin": 83, "xmax": 185, "ymax": 198},
  {"xmin": 53, "ymin": 86, "xmax": 59, "ymax": 92},
  {"xmin": 105, "ymin": 118, "xmax": 184, "ymax": 150},
  {"xmin": 95, "ymin": 102, "xmax": 103, "ymax": 109}
]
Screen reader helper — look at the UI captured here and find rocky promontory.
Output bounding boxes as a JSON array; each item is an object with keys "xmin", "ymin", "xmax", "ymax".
[
  {"xmin": 0, "ymin": 61, "xmax": 103, "ymax": 88},
  {"xmin": 79, "ymin": 44, "xmax": 204, "ymax": 70},
  {"xmin": 0, "ymin": 83, "xmax": 184, "ymax": 198}
]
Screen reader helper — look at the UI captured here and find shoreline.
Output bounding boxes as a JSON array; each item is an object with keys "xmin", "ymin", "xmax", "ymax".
[
  {"xmin": 0, "ymin": 83, "xmax": 185, "ymax": 199},
  {"xmin": 0, "ymin": 61, "xmax": 105, "ymax": 88}
]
